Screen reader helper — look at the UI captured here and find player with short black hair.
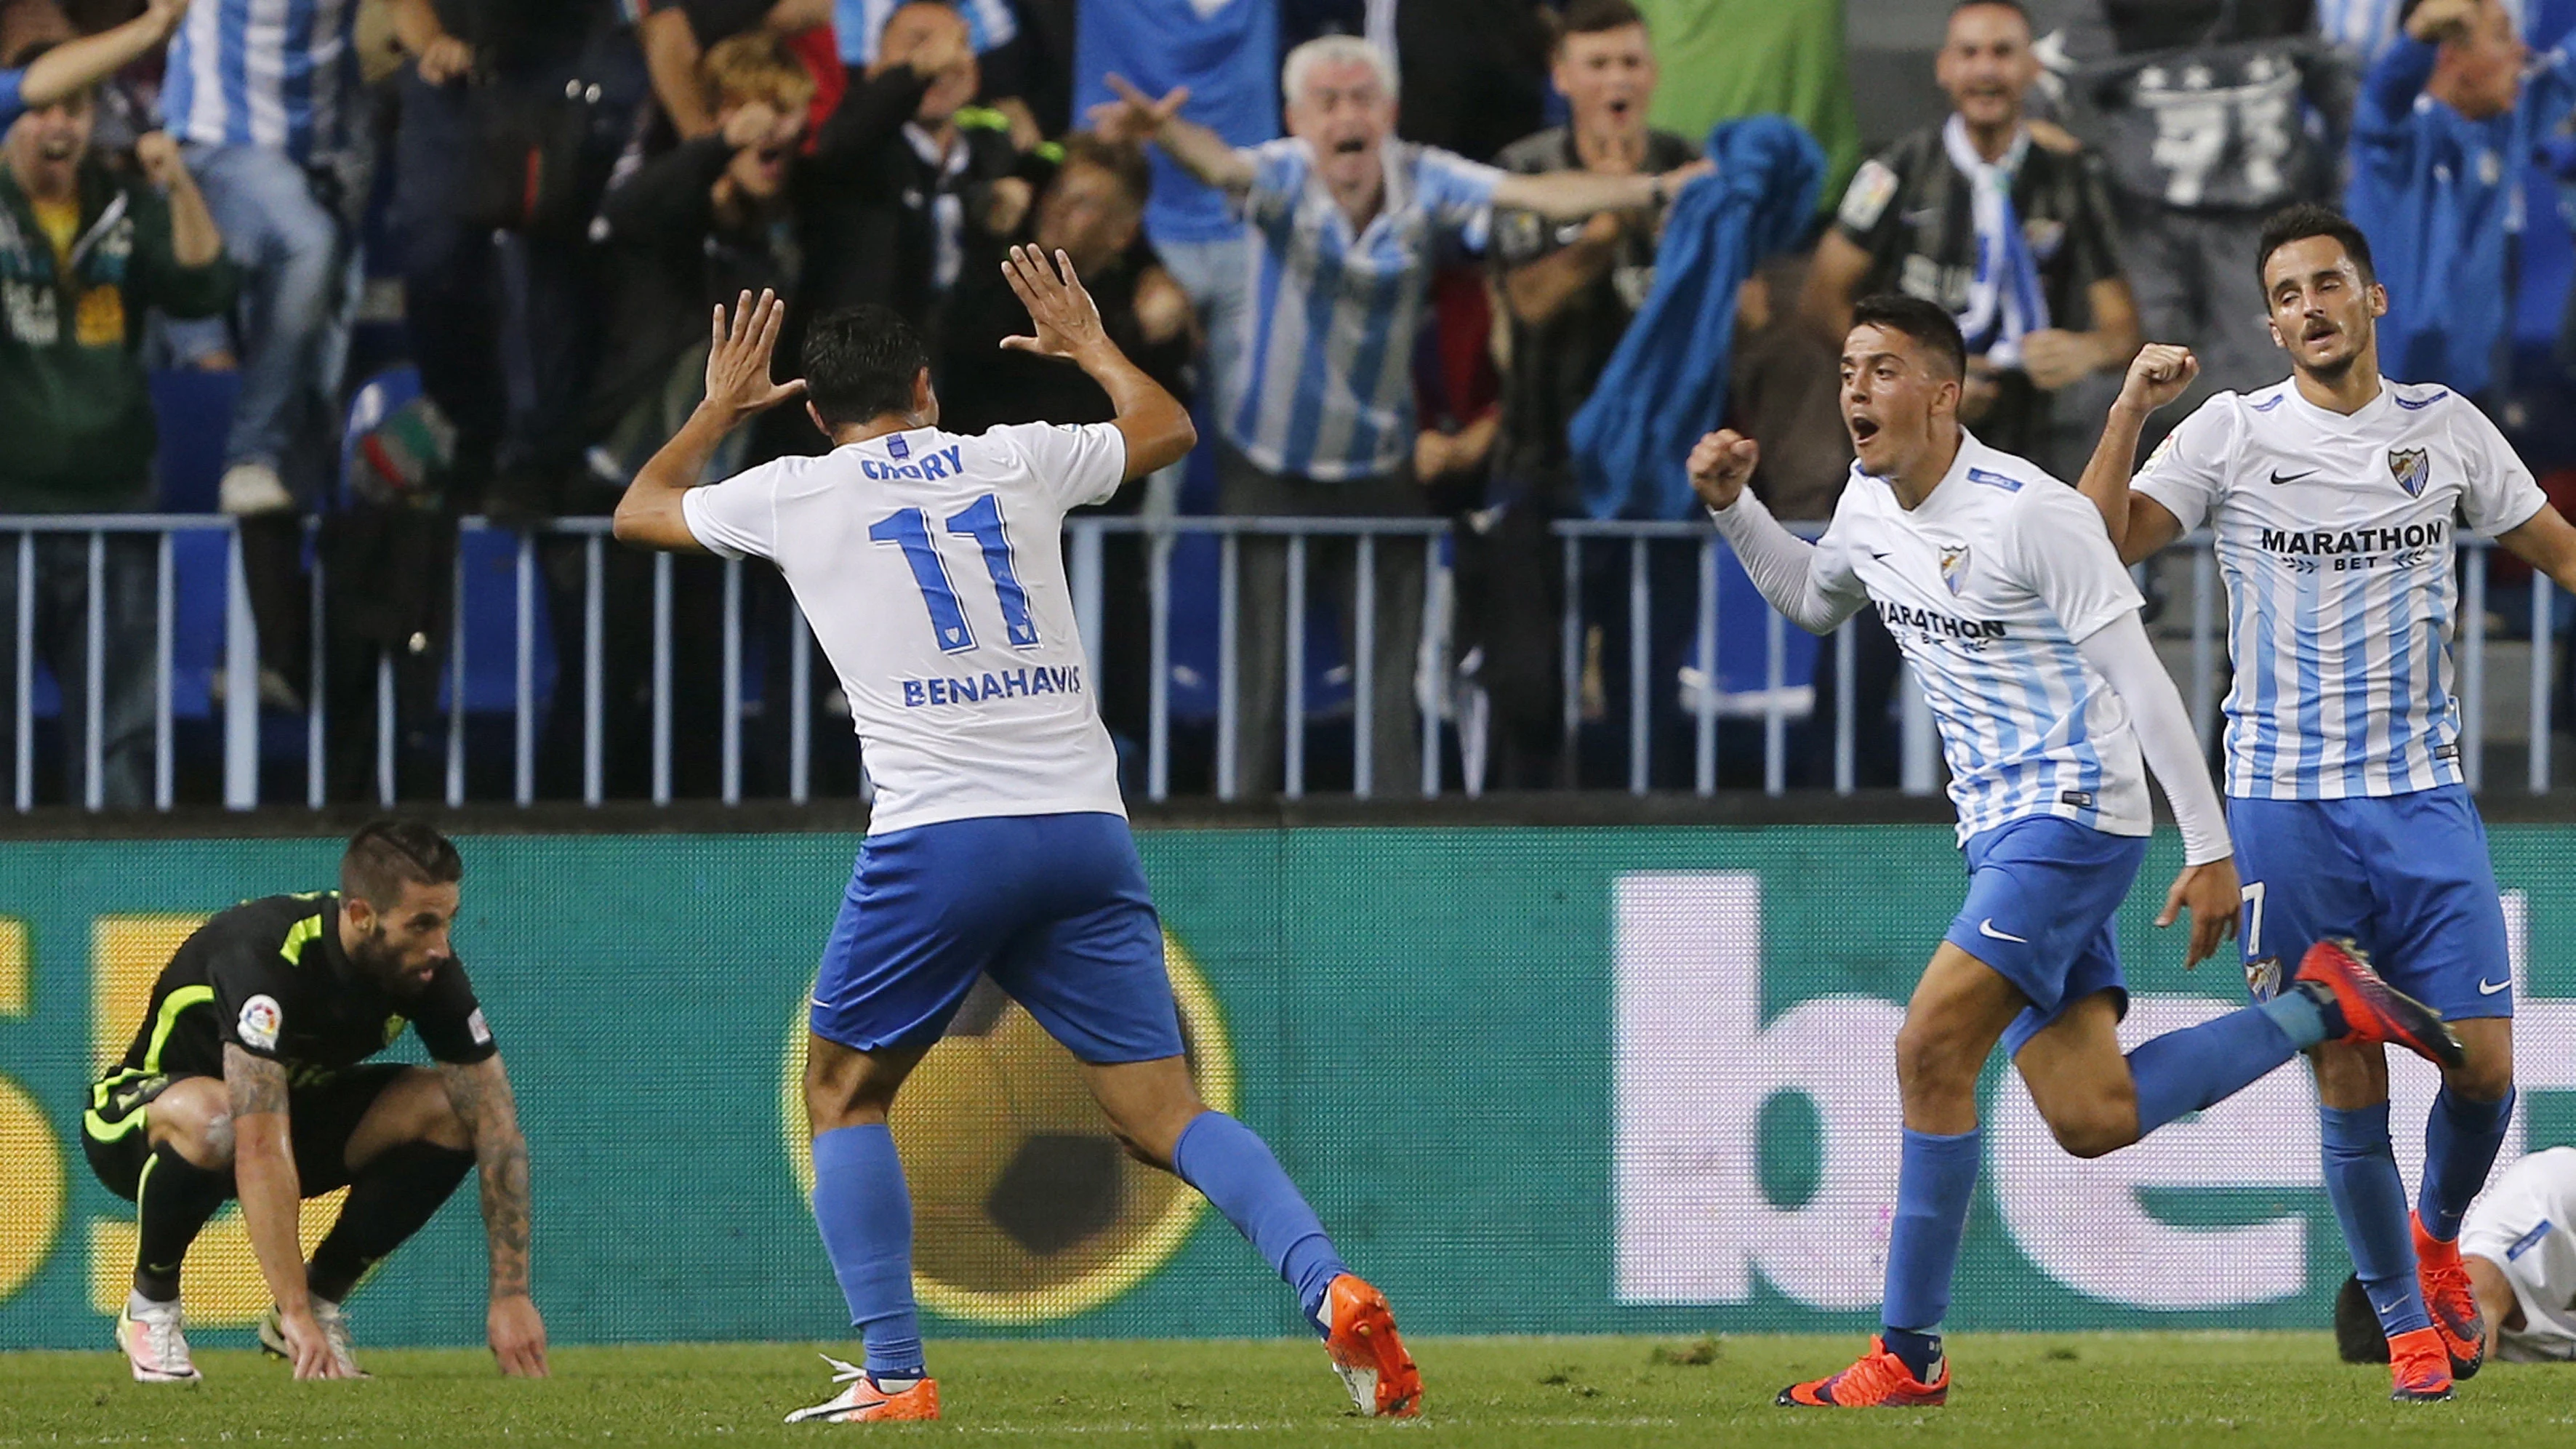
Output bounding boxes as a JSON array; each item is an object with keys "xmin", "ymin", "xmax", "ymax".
[
  {"xmin": 612, "ymin": 261, "xmax": 1421, "ymax": 1423},
  {"xmin": 81, "ymin": 819, "xmax": 545, "ymax": 1384},
  {"xmin": 2082, "ymin": 202, "xmax": 2576, "ymax": 1401},
  {"xmin": 1692, "ymin": 296, "xmax": 2459, "ymax": 1409}
]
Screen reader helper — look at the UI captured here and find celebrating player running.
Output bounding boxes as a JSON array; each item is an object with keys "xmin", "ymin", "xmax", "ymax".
[
  {"xmin": 2079, "ymin": 202, "xmax": 2576, "ymax": 1402},
  {"xmin": 1688, "ymin": 293, "xmax": 2460, "ymax": 1410},
  {"xmin": 611, "ymin": 260, "xmax": 1422, "ymax": 1422}
]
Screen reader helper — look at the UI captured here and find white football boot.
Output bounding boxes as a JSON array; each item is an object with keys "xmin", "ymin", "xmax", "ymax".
[
  {"xmin": 257, "ymin": 1299, "xmax": 368, "ymax": 1378},
  {"xmin": 116, "ymin": 1293, "xmax": 202, "ymax": 1384}
]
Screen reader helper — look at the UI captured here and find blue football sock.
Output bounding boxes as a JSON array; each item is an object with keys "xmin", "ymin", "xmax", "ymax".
[
  {"xmin": 2320, "ymin": 1103, "xmax": 2429, "ymax": 1338},
  {"xmin": 2418, "ymin": 1085, "xmax": 2514, "ymax": 1242},
  {"xmin": 1881, "ymin": 1126, "xmax": 1980, "ymax": 1379},
  {"xmin": 1173, "ymin": 1112, "xmax": 1349, "ymax": 1330},
  {"xmin": 810, "ymin": 1123, "xmax": 926, "ymax": 1378},
  {"xmin": 2127, "ymin": 1002, "xmax": 2304, "ymax": 1137}
]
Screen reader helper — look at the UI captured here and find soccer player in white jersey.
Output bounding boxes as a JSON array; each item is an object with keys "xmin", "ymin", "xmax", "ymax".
[
  {"xmin": 2339, "ymin": 1147, "xmax": 2576, "ymax": 1366},
  {"xmin": 2079, "ymin": 203, "xmax": 2576, "ymax": 1400},
  {"xmin": 609, "ymin": 258, "xmax": 1421, "ymax": 1422},
  {"xmin": 1690, "ymin": 294, "xmax": 2461, "ymax": 1410}
]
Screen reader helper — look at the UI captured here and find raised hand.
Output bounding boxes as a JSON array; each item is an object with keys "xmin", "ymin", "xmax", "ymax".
[
  {"xmin": 1687, "ymin": 429, "xmax": 1760, "ymax": 511},
  {"xmin": 2118, "ymin": 343, "xmax": 2199, "ymax": 415},
  {"xmin": 701, "ymin": 289, "xmax": 806, "ymax": 425},
  {"xmin": 131, "ymin": 131, "xmax": 187, "ymax": 190},
  {"xmin": 999, "ymin": 246, "xmax": 1110, "ymax": 364},
  {"xmin": 1088, "ymin": 73, "xmax": 1188, "ymax": 143}
]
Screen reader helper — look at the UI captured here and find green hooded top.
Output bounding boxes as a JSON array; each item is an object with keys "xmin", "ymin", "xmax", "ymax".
[{"xmin": 0, "ymin": 156, "xmax": 236, "ymax": 511}]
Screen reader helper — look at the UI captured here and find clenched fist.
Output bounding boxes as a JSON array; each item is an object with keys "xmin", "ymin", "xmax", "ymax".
[
  {"xmin": 1688, "ymin": 429, "xmax": 1760, "ymax": 513},
  {"xmin": 2116, "ymin": 343, "xmax": 2199, "ymax": 417}
]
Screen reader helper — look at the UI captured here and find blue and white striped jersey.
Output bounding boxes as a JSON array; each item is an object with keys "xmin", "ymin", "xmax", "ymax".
[
  {"xmin": 1812, "ymin": 434, "xmax": 2149, "ymax": 843},
  {"xmin": 838, "ymin": 0, "xmax": 1018, "ymax": 65},
  {"xmin": 2133, "ymin": 380, "xmax": 2546, "ymax": 800},
  {"xmin": 1226, "ymin": 137, "xmax": 1501, "ymax": 482},
  {"xmin": 160, "ymin": 0, "xmax": 363, "ymax": 164},
  {"xmin": 681, "ymin": 422, "xmax": 1131, "ymax": 835}
]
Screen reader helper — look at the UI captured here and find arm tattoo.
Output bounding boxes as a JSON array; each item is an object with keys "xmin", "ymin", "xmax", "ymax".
[
  {"xmin": 224, "ymin": 1043, "xmax": 289, "ymax": 1117},
  {"xmin": 440, "ymin": 1054, "xmax": 532, "ymax": 1299}
]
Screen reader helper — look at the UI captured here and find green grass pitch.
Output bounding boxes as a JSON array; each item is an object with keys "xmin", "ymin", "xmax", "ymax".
[{"xmin": 4, "ymin": 1334, "xmax": 2572, "ymax": 1448}]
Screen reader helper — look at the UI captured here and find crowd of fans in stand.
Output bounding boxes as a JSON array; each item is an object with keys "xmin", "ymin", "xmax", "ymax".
[{"xmin": 0, "ymin": 0, "xmax": 2565, "ymax": 807}]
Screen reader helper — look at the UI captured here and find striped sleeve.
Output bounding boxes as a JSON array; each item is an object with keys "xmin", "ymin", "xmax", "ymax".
[
  {"xmin": 1413, "ymin": 145, "xmax": 1504, "ymax": 252},
  {"xmin": 1239, "ymin": 138, "xmax": 1310, "ymax": 231}
]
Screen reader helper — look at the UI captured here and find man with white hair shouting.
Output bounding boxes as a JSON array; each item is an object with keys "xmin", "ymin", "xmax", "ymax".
[{"xmin": 1096, "ymin": 36, "xmax": 1706, "ymax": 798}]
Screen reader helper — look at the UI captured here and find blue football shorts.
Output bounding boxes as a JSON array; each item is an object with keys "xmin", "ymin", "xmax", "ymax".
[
  {"xmin": 808, "ymin": 811, "xmax": 1187, "ymax": 1064},
  {"xmin": 1943, "ymin": 814, "xmax": 2151, "ymax": 1058},
  {"xmin": 2226, "ymin": 783, "xmax": 2513, "ymax": 1021}
]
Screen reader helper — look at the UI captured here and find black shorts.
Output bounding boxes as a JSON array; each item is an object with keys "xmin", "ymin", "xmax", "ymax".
[{"xmin": 83, "ymin": 1062, "xmax": 414, "ymax": 1202}]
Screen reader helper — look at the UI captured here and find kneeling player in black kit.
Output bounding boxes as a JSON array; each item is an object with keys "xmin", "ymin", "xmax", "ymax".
[{"xmin": 81, "ymin": 819, "xmax": 546, "ymax": 1381}]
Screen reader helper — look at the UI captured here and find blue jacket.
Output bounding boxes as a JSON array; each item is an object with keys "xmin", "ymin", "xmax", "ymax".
[
  {"xmin": 1569, "ymin": 116, "xmax": 1824, "ymax": 520},
  {"xmin": 2346, "ymin": 34, "xmax": 2576, "ymax": 396}
]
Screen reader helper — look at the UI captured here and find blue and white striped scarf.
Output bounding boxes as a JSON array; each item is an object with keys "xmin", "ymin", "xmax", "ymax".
[{"xmin": 1943, "ymin": 115, "xmax": 2049, "ymax": 368}]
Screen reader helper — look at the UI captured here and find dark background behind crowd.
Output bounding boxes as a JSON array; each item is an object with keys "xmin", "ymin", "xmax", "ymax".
[{"xmin": 3, "ymin": 0, "xmax": 2574, "ymax": 808}]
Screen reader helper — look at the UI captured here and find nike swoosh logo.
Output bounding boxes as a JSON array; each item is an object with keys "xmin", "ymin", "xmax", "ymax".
[
  {"xmin": 2478, "ymin": 977, "xmax": 2511, "ymax": 995},
  {"xmin": 1978, "ymin": 918, "xmax": 2029, "ymax": 944},
  {"xmin": 2268, "ymin": 469, "xmax": 2315, "ymax": 486},
  {"xmin": 1870, "ymin": 550, "xmax": 1893, "ymax": 561}
]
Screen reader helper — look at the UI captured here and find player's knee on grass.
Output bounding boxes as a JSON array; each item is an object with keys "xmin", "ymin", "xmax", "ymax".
[{"xmin": 146, "ymin": 1076, "xmax": 236, "ymax": 1170}]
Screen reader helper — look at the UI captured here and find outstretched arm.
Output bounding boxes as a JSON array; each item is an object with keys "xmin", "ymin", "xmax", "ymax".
[
  {"xmin": 2076, "ymin": 611, "xmax": 2238, "ymax": 966},
  {"xmin": 225, "ymin": 1045, "xmax": 349, "ymax": 1380},
  {"xmin": 612, "ymin": 289, "xmax": 807, "ymax": 553},
  {"xmin": 2079, "ymin": 344, "xmax": 2195, "ymax": 561},
  {"xmin": 18, "ymin": 0, "xmax": 188, "ymax": 111},
  {"xmin": 1490, "ymin": 159, "xmax": 1712, "ymax": 222},
  {"xmin": 1688, "ymin": 430, "xmax": 1866, "ymax": 635},
  {"xmin": 2497, "ymin": 504, "xmax": 2576, "ymax": 595},
  {"xmin": 439, "ymin": 1053, "xmax": 547, "ymax": 1377},
  {"xmin": 1092, "ymin": 76, "xmax": 1255, "ymax": 193},
  {"xmin": 1000, "ymin": 245, "xmax": 1196, "ymax": 480}
]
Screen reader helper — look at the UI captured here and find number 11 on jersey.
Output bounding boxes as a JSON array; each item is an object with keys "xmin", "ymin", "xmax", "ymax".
[{"xmin": 870, "ymin": 493, "xmax": 1041, "ymax": 654}]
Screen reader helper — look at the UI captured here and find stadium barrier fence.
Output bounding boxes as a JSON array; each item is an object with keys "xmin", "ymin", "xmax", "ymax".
[
  {"xmin": 0, "ymin": 825, "xmax": 2570, "ymax": 1348},
  {"xmin": 0, "ymin": 514, "xmax": 2561, "ymax": 811}
]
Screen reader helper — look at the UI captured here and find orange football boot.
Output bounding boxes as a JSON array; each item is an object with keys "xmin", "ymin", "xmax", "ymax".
[
  {"xmin": 2414, "ymin": 1212, "xmax": 2487, "ymax": 1380},
  {"xmin": 2387, "ymin": 1326, "xmax": 2456, "ymax": 1402},
  {"xmin": 1776, "ymin": 1336, "xmax": 1949, "ymax": 1408},
  {"xmin": 782, "ymin": 1355, "xmax": 942, "ymax": 1422},
  {"xmin": 1321, "ymin": 1275, "xmax": 1421, "ymax": 1417},
  {"xmin": 2295, "ymin": 939, "xmax": 2465, "ymax": 1069}
]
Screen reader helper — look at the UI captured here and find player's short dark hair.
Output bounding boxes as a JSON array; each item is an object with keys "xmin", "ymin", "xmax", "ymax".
[
  {"xmin": 1557, "ymin": 0, "xmax": 1649, "ymax": 44},
  {"xmin": 802, "ymin": 305, "xmax": 930, "ymax": 427},
  {"xmin": 341, "ymin": 818, "xmax": 463, "ymax": 910},
  {"xmin": 1951, "ymin": 0, "xmax": 2031, "ymax": 25},
  {"xmin": 1056, "ymin": 132, "xmax": 1151, "ymax": 209},
  {"xmin": 2256, "ymin": 202, "xmax": 2378, "ymax": 291},
  {"xmin": 2335, "ymin": 1274, "xmax": 2394, "ymax": 1363},
  {"xmin": 1849, "ymin": 293, "xmax": 1968, "ymax": 381}
]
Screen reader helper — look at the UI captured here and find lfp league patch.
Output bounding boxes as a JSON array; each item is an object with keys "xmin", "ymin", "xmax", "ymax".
[{"xmin": 238, "ymin": 994, "xmax": 284, "ymax": 1052}]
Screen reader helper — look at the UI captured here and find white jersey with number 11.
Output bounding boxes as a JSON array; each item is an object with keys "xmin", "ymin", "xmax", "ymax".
[{"xmin": 681, "ymin": 422, "xmax": 1130, "ymax": 835}]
